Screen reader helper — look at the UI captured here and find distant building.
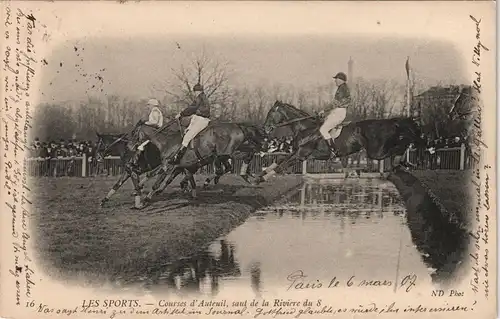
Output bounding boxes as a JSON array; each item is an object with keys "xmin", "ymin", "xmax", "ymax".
[{"xmin": 412, "ymin": 85, "xmax": 474, "ymax": 138}]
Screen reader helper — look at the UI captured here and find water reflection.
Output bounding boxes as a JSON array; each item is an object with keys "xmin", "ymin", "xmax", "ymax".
[
  {"xmin": 259, "ymin": 180, "xmax": 406, "ymax": 224},
  {"xmin": 142, "ymin": 240, "xmax": 242, "ymax": 297},
  {"xmin": 135, "ymin": 179, "xmax": 430, "ymax": 297}
]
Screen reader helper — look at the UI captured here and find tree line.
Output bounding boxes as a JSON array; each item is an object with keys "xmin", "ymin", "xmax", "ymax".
[{"xmin": 32, "ymin": 54, "xmax": 468, "ymax": 142}]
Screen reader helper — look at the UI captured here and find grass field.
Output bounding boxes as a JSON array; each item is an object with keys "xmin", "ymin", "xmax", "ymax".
[{"xmin": 30, "ymin": 174, "xmax": 303, "ymax": 286}]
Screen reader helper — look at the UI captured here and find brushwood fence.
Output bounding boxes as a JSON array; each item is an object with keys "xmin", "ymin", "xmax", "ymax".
[{"xmin": 25, "ymin": 144, "xmax": 472, "ymax": 178}]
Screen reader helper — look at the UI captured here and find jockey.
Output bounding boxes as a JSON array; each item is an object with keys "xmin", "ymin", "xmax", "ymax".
[
  {"xmin": 319, "ymin": 72, "xmax": 351, "ymax": 156},
  {"xmin": 169, "ymin": 83, "xmax": 211, "ymax": 164},
  {"xmin": 131, "ymin": 98, "xmax": 164, "ymax": 167}
]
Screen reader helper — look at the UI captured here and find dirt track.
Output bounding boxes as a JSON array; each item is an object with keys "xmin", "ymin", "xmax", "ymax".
[{"xmin": 31, "ymin": 174, "xmax": 303, "ymax": 286}]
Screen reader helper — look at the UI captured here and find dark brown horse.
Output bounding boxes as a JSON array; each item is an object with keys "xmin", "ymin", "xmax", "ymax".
[
  {"xmin": 129, "ymin": 119, "xmax": 266, "ymax": 209},
  {"xmin": 254, "ymin": 101, "xmax": 427, "ymax": 184},
  {"xmin": 95, "ymin": 130, "xmax": 233, "ymax": 207},
  {"xmin": 94, "ymin": 132, "xmax": 163, "ymax": 207}
]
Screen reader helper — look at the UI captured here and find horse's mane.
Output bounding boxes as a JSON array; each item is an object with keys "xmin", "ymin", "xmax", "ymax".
[{"xmin": 274, "ymin": 100, "xmax": 311, "ymax": 118}]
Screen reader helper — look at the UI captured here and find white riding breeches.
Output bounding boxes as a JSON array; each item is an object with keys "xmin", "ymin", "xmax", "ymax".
[
  {"xmin": 137, "ymin": 140, "xmax": 149, "ymax": 151},
  {"xmin": 319, "ymin": 107, "xmax": 347, "ymax": 140},
  {"xmin": 182, "ymin": 115, "xmax": 210, "ymax": 147}
]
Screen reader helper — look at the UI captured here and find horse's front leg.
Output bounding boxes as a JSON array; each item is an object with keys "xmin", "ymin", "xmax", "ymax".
[
  {"xmin": 100, "ymin": 171, "xmax": 130, "ymax": 207},
  {"xmin": 253, "ymin": 153, "xmax": 297, "ymax": 185},
  {"xmin": 135, "ymin": 168, "xmax": 171, "ymax": 209},
  {"xmin": 186, "ymin": 169, "xmax": 198, "ymax": 199},
  {"xmin": 137, "ymin": 165, "xmax": 165, "ymax": 191},
  {"xmin": 204, "ymin": 157, "xmax": 224, "ymax": 188},
  {"xmin": 254, "ymin": 146, "xmax": 314, "ymax": 185},
  {"xmin": 239, "ymin": 153, "xmax": 253, "ymax": 184}
]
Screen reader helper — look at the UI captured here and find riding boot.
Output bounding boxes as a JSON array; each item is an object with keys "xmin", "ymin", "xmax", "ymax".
[
  {"xmin": 325, "ymin": 138, "xmax": 338, "ymax": 156},
  {"xmin": 169, "ymin": 145, "xmax": 187, "ymax": 165}
]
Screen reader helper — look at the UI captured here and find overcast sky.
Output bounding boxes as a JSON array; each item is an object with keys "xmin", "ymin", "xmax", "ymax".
[
  {"xmin": 39, "ymin": 35, "xmax": 466, "ymax": 104},
  {"xmin": 28, "ymin": 1, "xmax": 489, "ymax": 105}
]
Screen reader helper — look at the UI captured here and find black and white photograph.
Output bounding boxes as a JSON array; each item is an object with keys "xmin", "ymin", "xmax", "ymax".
[{"xmin": 0, "ymin": 1, "xmax": 496, "ymax": 319}]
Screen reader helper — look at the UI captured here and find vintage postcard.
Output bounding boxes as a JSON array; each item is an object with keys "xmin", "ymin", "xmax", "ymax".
[{"xmin": 0, "ymin": 1, "xmax": 496, "ymax": 318}]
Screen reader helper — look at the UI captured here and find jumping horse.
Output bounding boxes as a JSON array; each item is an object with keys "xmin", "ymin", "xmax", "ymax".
[
  {"xmin": 95, "ymin": 125, "xmax": 235, "ymax": 207},
  {"xmin": 253, "ymin": 100, "xmax": 428, "ymax": 184},
  {"xmin": 129, "ymin": 119, "xmax": 266, "ymax": 209}
]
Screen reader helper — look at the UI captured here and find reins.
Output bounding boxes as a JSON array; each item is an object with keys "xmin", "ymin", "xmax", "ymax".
[
  {"xmin": 273, "ymin": 115, "xmax": 317, "ymax": 128},
  {"xmin": 98, "ymin": 119, "xmax": 180, "ymax": 157}
]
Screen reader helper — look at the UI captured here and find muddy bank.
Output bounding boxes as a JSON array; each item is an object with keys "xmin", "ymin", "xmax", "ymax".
[
  {"xmin": 32, "ymin": 175, "xmax": 303, "ymax": 286},
  {"xmin": 387, "ymin": 168, "xmax": 469, "ymax": 286}
]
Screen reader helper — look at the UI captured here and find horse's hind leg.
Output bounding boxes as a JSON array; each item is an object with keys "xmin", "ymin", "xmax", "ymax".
[
  {"xmin": 186, "ymin": 169, "xmax": 198, "ymax": 199},
  {"xmin": 215, "ymin": 157, "xmax": 232, "ymax": 185},
  {"xmin": 180, "ymin": 172, "xmax": 190, "ymax": 192},
  {"xmin": 156, "ymin": 168, "xmax": 185, "ymax": 195},
  {"xmin": 100, "ymin": 171, "xmax": 130, "ymax": 207}
]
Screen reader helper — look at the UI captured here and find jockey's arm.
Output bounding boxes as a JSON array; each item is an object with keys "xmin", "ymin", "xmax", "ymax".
[{"xmin": 179, "ymin": 97, "xmax": 200, "ymax": 117}]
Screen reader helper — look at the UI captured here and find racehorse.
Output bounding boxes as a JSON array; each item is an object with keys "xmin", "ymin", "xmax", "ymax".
[
  {"xmin": 94, "ymin": 132, "xmax": 163, "ymax": 207},
  {"xmin": 254, "ymin": 100, "xmax": 427, "ymax": 184},
  {"xmin": 95, "ymin": 129, "xmax": 236, "ymax": 207},
  {"xmin": 130, "ymin": 119, "xmax": 266, "ymax": 209}
]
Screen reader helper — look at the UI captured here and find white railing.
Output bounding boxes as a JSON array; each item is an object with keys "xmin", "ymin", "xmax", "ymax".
[{"xmin": 25, "ymin": 144, "xmax": 472, "ymax": 177}]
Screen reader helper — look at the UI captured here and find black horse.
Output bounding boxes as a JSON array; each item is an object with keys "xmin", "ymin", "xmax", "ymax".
[
  {"xmin": 94, "ymin": 132, "xmax": 163, "ymax": 207},
  {"xmin": 131, "ymin": 119, "xmax": 266, "ymax": 209},
  {"xmin": 254, "ymin": 100, "xmax": 427, "ymax": 183}
]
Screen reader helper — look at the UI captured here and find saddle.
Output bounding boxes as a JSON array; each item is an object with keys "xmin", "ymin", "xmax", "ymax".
[{"xmin": 298, "ymin": 119, "xmax": 351, "ymax": 146}]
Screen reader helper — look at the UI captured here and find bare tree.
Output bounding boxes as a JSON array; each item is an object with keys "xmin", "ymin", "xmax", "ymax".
[{"xmin": 161, "ymin": 51, "xmax": 232, "ymax": 111}]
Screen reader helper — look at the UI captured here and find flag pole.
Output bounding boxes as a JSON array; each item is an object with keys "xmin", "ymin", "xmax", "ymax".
[{"xmin": 405, "ymin": 56, "xmax": 411, "ymax": 117}]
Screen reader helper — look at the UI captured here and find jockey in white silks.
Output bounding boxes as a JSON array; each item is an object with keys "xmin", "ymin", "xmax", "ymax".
[
  {"xmin": 131, "ymin": 98, "xmax": 164, "ymax": 167},
  {"xmin": 169, "ymin": 83, "xmax": 211, "ymax": 164},
  {"xmin": 319, "ymin": 72, "xmax": 352, "ymax": 156}
]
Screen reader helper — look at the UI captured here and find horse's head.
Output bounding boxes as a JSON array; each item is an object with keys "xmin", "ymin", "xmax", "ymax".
[
  {"xmin": 449, "ymin": 87, "xmax": 475, "ymax": 122},
  {"xmin": 94, "ymin": 132, "xmax": 105, "ymax": 163},
  {"xmin": 396, "ymin": 117, "xmax": 428, "ymax": 150},
  {"xmin": 94, "ymin": 132, "xmax": 127, "ymax": 162},
  {"xmin": 263, "ymin": 100, "xmax": 312, "ymax": 135}
]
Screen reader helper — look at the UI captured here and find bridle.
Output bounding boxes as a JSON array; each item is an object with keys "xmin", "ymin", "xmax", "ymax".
[
  {"xmin": 265, "ymin": 103, "xmax": 317, "ymax": 132},
  {"xmin": 96, "ymin": 118, "xmax": 181, "ymax": 160}
]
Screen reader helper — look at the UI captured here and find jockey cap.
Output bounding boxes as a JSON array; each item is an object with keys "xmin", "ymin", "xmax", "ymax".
[
  {"xmin": 333, "ymin": 72, "xmax": 347, "ymax": 82},
  {"xmin": 147, "ymin": 98, "xmax": 160, "ymax": 106},
  {"xmin": 193, "ymin": 83, "xmax": 204, "ymax": 92}
]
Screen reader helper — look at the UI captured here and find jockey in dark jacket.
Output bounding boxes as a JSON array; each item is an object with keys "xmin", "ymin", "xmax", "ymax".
[
  {"xmin": 169, "ymin": 83, "xmax": 211, "ymax": 164},
  {"xmin": 319, "ymin": 72, "xmax": 351, "ymax": 156}
]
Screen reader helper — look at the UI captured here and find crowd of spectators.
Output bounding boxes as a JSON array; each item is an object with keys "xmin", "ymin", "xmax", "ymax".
[
  {"xmin": 27, "ymin": 138, "xmax": 97, "ymax": 159},
  {"xmin": 265, "ymin": 137, "xmax": 294, "ymax": 154},
  {"xmin": 26, "ymin": 134, "xmax": 467, "ymax": 160}
]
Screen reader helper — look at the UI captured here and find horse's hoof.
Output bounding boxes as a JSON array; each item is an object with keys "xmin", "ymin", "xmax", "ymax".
[
  {"xmin": 131, "ymin": 203, "xmax": 147, "ymax": 210},
  {"xmin": 251, "ymin": 176, "xmax": 264, "ymax": 186}
]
